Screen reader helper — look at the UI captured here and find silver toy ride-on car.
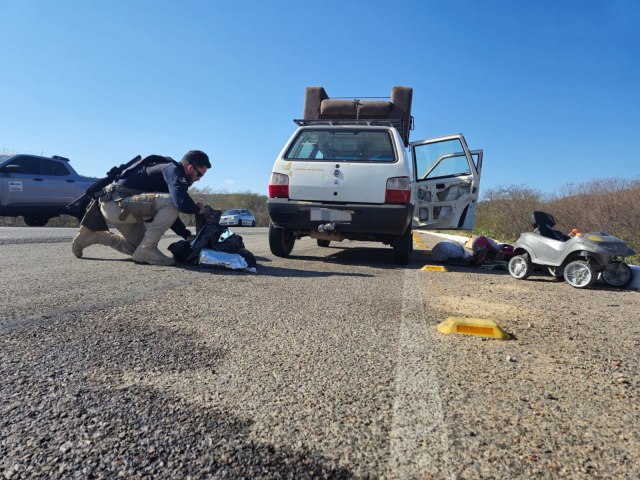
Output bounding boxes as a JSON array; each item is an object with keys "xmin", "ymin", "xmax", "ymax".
[{"xmin": 508, "ymin": 211, "xmax": 636, "ymax": 289}]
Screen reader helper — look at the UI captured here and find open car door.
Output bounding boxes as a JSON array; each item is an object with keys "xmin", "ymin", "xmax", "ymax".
[{"xmin": 410, "ymin": 134, "xmax": 482, "ymax": 230}]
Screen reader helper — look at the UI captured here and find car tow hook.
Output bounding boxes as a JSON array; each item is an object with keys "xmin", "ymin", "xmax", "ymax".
[{"xmin": 318, "ymin": 222, "xmax": 336, "ymax": 233}]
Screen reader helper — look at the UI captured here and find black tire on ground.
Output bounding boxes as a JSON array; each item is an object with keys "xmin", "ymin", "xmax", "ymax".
[
  {"xmin": 269, "ymin": 222, "xmax": 295, "ymax": 257},
  {"xmin": 392, "ymin": 227, "xmax": 412, "ymax": 265},
  {"xmin": 508, "ymin": 253, "xmax": 532, "ymax": 279},
  {"xmin": 563, "ymin": 259, "xmax": 597, "ymax": 288},
  {"xmin": 237, "ymin": 219, "xmax": 243, "ymax": 226},
  {"xmin": 601, "ymin": 261, "xmax": 632, "ymax": 287},
  {"xmin": 251, "ymin": 220, "xmax": 256, "ymax": 227},
  {"xmin": 317, "ymin": 239, "xmax": 330, "ymax": 248},
  {"xmin": 23, "ymin": 216, "xmax": 49, "ymax": 227}
]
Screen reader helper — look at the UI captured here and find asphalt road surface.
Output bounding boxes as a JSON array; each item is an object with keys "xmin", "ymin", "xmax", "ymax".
[{"xmin": 1, "ymin": 227, "xmax": 638, "ymax": 479}]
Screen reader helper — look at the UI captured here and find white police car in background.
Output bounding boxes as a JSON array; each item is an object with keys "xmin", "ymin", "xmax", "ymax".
[
  {"xmin": 219, "ymin": 209, "xmax": 256, "ymax": 227},
  {"xmin": 0, "ymin": 154, "xmax": 97, "ymax": 226}
]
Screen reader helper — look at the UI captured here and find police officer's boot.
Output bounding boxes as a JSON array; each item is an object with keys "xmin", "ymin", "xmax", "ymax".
[
  {"xmin": 131, "ymin": 231, "xmax": 175, "ymax": 266},
  {"xmin": 130, "ymin": 198, "xmax": 177, "ymax": 266},
  {"xmin": 72, "ymin": 226, "xmax": 135, "ymax": 258}
]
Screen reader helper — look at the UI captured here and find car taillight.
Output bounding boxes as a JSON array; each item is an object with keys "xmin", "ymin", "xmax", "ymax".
[
  {"xmin": 269, "ymin": 172, "xmax": 289, "ymax": 198},
  {"xmin": 385, "ymin": 176, "xmax": 411, "ymax": 204}
]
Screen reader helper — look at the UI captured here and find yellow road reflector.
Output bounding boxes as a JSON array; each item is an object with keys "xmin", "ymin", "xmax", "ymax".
[
  {"xmin": 437, "ymin": 317, "xmax": 511, "ymax": 340},
  {"xmin": 421, "ymin": 265, "xmax": 448, "ymax": 272},
  {"xmin": 412, "ymin": 233, "xmax": 429, "ymax": 249}
]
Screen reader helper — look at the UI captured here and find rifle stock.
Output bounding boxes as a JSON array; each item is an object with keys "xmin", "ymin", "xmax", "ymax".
[{"xmin": 66, "ymin": 155, "xmax": 142, "ymax": 216}]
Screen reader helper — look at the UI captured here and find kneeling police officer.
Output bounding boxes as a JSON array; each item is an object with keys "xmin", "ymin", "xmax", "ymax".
[{"xmin": 71, "ymin": 150, "xmax": 210, "ymax": 266}]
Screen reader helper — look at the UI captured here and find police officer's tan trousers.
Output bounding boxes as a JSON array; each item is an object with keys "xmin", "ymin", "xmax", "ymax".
[{"xmin": 100, "ymin": 193, "xmax": 179, "ymax": 251}]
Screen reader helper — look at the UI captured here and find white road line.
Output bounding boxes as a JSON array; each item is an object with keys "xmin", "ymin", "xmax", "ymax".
[{"xmin": 387, "ymin": 269, "xmax": 454, "ymax": 479}]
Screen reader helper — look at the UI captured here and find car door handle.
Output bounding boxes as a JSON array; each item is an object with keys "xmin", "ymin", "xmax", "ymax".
[
  {"xmin": 33, "ymin": 178, "xmax": 44, "ymax": 182},
  {"xmin": 66, "ymin": 179, "xmax": 75, "ymax": 183}
]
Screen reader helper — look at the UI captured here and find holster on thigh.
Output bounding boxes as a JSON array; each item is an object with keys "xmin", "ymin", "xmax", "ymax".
[
  {"xmin": 119, "ymin": 194, "xmax": 157, "ymax": 221},
  {"xmin": 80, "ymin": 198, "xmax": 109, "ymax": 231}
]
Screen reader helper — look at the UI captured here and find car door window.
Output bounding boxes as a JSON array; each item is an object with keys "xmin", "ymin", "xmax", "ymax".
[
  {"xmin": 10, "ymin": 157, "xmax": 42, "ymax": 175},
  {"xmin": 42, "ymin": 160, "xmax": 70, "ymax": 176},
  {"xmin": 414, "ymin": 139, "xmax": 470, "ymax": 180}
]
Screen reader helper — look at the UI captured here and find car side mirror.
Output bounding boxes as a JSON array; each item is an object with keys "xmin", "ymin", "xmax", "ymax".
[{"xmin": 0, "ymin": 164, "xmax": 22, "ymax": 173}]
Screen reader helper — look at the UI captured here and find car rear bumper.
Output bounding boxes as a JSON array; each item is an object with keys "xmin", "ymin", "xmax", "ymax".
[{"xmin": 267, "ymin": 198, "xmax": 413, "ymax": 237}]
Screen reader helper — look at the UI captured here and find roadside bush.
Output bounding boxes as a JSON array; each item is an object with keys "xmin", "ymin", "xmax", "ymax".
[{"xmin": 474, "ymin": 185, "xmax": 544, "ymax": 241}]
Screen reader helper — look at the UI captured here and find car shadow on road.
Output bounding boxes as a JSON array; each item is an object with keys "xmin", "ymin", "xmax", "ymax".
[
  {"xmin": 256, "ymin": 264, "xmax": 375, "ymax": 278},
  {"xmin": 289, "ymin": 246, "xmax": 412, "ymax": 270}
]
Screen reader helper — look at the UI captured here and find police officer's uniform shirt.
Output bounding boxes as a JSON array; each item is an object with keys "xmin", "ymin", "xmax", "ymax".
[{"xmin": 117, "ymin": 159, "xmax": 197, "ymax": 239}]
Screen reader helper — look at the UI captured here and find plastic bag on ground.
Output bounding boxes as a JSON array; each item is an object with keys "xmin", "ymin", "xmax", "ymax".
[{"xmin": 199, "ymin": 249, "xmax": 248, "ymax": 270}]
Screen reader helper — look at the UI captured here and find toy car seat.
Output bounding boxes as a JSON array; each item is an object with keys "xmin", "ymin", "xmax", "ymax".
[{"xmin": 531, "ymin": 211, "xmax": 570, "ymax": 241}]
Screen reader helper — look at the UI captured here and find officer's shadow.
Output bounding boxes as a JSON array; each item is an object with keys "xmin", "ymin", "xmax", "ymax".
[
  {"xmin": 172, "ymin": 259, "xmax": 373, "ymax": 278},
  {"xmin": 79, "ymin": 255, "xmax": 373, "ymax": 278}
]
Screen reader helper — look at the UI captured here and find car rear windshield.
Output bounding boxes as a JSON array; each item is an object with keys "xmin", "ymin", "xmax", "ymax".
[{"xmin": 285, "ymin": 129, "xmax": 396, "ymax": 162}]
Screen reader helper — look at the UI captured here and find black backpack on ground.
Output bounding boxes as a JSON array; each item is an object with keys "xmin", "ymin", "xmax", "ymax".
[{"xmin": 168, "ymin": 206, "xmax": 256, "ymax": 268}]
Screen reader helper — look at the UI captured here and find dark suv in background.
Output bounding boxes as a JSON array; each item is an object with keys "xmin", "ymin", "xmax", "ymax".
[{"xmin": 0, "ymin": 154, "xmax": 96, "ymax": 226}]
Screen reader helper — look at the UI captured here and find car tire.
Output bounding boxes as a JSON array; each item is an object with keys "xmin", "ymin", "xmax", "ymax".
[
  {"xmin": 251, "ymin": 220, "xmax": 256, "ymax": 227},
  {"xmin": 269, "ymin": 222, "xmax": 295, "ymax": 257},
  {"xmin": 23, "ymin": 216, "xmax": 49, "ymax": 227},
  {"xmin": 564, "ymin": 260, "xmax": 597, "ymax": 288},
  {"xmin": 508, "ymin": 253, "xmax": 532, "ymax": 279},
  {"xmin": 237, "ymin": 219, "xmax": 243, "ymax": 227},
  {"xmin": 392, "ymin": 227, "xmax": 412, "ymax": 265},
  {"xmin": 317, "ymin": 239, "xmax": 330, "ymax": 248},
  {"xmin": 601, "ymin": 261, "xmax": 632, "ymax": 287}
]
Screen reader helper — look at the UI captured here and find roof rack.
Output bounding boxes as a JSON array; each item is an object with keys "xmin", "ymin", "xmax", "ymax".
[
  {"xmin": 294, "ymin": 118, "xmax": 405, "ymax": 128},
  {"xmin": 301, "ymin": 86, "xmax": 413, "ymax": 146},
  {"xmin": 52, "ymin": 155, "xmax": 70, "ymax": 162}
]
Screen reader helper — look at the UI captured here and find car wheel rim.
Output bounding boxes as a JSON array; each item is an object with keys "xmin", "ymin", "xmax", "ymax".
[
  {"xmin": 565, "ymin": 263, "xmax": 591, "ymax": 287},
  {"xmin": 510, "ymin": 258, "xmax": 526, "ymax": 277}
]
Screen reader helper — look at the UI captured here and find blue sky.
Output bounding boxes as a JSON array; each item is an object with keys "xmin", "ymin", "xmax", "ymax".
[{"xmin": 1, "ymin": 0, "xmax": 638, "ymax": 197}]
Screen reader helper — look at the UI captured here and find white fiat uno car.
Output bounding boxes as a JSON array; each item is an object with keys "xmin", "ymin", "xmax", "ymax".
[{"xmin": 267, "ymin": 86, "xmax": 483, "ymax": 264}]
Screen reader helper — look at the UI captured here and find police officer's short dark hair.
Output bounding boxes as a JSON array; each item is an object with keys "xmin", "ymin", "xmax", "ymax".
[{"xmin": 181, "ymin": 150, "xmax": 211, "ymax": 169}]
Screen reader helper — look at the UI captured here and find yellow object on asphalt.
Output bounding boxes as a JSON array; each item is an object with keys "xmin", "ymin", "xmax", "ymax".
[
  {"xmin": 421, "ymin": 265, "xmax": 448, "ymax": 272},
  {"xmin": 412, "ymin": 233, "xmax": 429, "ymax": 250},
  {"xmin": 437, "ymin": 317, "xmax": 511, "ymax": 340}
]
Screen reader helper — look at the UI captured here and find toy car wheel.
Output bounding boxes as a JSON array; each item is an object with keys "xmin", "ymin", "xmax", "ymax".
[
  {"xmin": 508, "ymin": 254, "xmax": 532, "ymax": 279},
  {"xmin": 563, "ymin": 260, "xmax": 596, "ymax": 288},
  {"xmin": 547, "ymin": 266, "xmax": 564, "ymax": 281},
  {"xmin": 269, "ymin": 222, "xmax": 295, "ymax": 257},
  {"xmin": 317, "ymin": 239, "xmax": 330, "ymax": 248},
  {"xmin": 601, "ymin": 261, "xmax": 632, "ymax": 287}
]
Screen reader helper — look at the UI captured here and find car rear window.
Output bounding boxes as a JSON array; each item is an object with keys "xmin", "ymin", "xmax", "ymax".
[{"xmin": 285, "ymin": 129, "xmax": 396, "ymax": 162}]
